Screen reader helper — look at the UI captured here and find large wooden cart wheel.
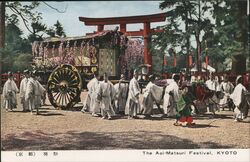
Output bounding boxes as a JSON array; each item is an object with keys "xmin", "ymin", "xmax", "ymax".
[{"xmin": 47, "ymin": 64, "xmax": 82, "ymax": 109}]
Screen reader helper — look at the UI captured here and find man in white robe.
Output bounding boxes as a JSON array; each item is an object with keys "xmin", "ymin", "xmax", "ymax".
[
  {"xmin": 163, "ymin": 74, "xmax": 180, "ymax": 117},
  {"xmin": 205, "ymin": 74, "xmax": 220, "ymax": 114},
  {"xmin": 97, "ymin": 73, "xmax": 116, "ymax": 120},
  {"xmin": 141, "ymin": 75, "xmax": 163, "ymax": 118},
  {"xmin": 2, "ymin": 72, "xmax": 19, "ymax": 111},
  {"xmin": 113, "ymin": 74, "xmax": 128, "ymax": 114},
  {"xmin": 89, "ymin": 73, "xmax": 101, "ymax": 116},
  {"xmin": 205, "ymin": 75, "xmax": 217, "ymax": 91},
  {"xmin": 125, "ymin": 70, "xmax": 141, "ymax": 119},
  {"xmin": 33, "ymin": 74, "xmax": 46, "ymax": 114},
  {"xmin": 25, "ymin": 71, "xmax": 36, "ymax": 114},
  {"xmin": 20, "ymin": 70, "xmax": 30, "ymax": 112},
  {"xmin": 230, "ymin": 76, "xmax": 247, "ymax": 121},
  {"xmin": 81, "ymin": 77, "xmax": 94, "ymax": 113},
  {"xmin": 219, "ymin": 76, "xmax": 234, "ymax": 110}
]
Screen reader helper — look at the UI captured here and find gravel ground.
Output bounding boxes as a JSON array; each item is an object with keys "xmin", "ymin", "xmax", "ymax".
[{"xmin": 1, "ymin": 92, "xmax": 250, "ymax": 151}]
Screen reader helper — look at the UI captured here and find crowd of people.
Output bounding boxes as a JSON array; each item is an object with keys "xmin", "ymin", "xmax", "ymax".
[
  {"xmin": 2, "ymin": 69, "xmax": 249, "ymax": 126},
  {"xmin": 2, "ymin": 70, "xmax": 46, "ymax": 114},
  {"xmin": 80, "ymin": 70, "xmax": 249, "ymax": 125}
]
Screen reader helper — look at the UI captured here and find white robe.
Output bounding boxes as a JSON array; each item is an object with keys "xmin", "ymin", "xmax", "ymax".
[
  {"xmin": 34, "ymin": 80, "xmax": 46, "ymax": 108},
  {"xmin": 163, "ymin": 81, "xmax": 179, "ymax": 116},
  {"xmin": 114, "ymin": 82, "xmax": 128, "ymax": 112},
  {"xmin": 142, "ymin": 81, "xmax": 163, "ymax": 115},
  {"xmin": 89, "ymin": 78, "xmax": 100, "ymax": 114},
  {"xmin": 2, "ymin": 79, "xmax": 19, "ymax": 110},
  {"xmin": 25, "ymin": 77, "xmax": 36, "ymax": 111},
  {"xmin": 20, "ymin": 77, "xmax": 29, "ymax": 110},
  {"xmin": 125, "ymin": 77, "xmax": 141, "ymax": 116},
  {"xmin": 205, "ymin": 79, "xmax": 220, "ymax": 91},
  {"xmin": 205, "ymin": 79, "xmax": 220, "ymax": 113},
  {"xmin": 82, "ymin": 78, "xmax": 94, "ymax": 111},
  {"xmin": 166, "ymin": 79, "xmax": 175, "ymax": 85},
  {"xmin": 219, "ymin": 81, "xmax": 234, "ymax": 106},
  {"xmin": 230, "ymin": 83, "xmax": 246, "ymax": 107},
  {"xmin": 97, "ymin": 81, "xmax": 116, "ymax": 116},
  {"xmin": 230, "ymin": 83, "xmax": 247, "ymax": 119}
]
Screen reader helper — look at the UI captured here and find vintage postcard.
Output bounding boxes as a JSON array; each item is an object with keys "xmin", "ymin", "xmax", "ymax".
[{"xmin": 1, "ymin": 1, "xmax": 249, "ymax": 162}]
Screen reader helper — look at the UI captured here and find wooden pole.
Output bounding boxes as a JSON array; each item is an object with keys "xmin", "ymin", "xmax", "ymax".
[
  {"xmin": 0, "ymin": 2, "xmax": 5, "ymax": 89},
  {"xmin": 189, "ymin": 54, "xmax": 192, "ymax": 67},
  {"xmin": 97, "ymin": 25, "xmax": 104, "ymax": 32},
  {"xmin": 143, "ymin": 22, "xmax": 152, "ymax": 70},
  {"xmin": 205, "ymin": 40, "xmax": 208, "ymax": 78},
  {"xmin": 120, "ymin": 24, "xmax": 126, "ymax": 33}
]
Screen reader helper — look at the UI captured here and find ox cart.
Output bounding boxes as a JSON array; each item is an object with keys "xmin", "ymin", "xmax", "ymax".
[
  {"xmin": 32, "ymin": 30, "xmax": 131, "ymax": 109},
  {"xmin": 32, "ymin": 30, "xmax": 149, "ymax": 110}
]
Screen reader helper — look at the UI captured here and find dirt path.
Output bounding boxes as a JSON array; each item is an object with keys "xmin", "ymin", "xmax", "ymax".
[{"xmin": 1, "ymin": 93, "xmax": 250, "ymax": 150}]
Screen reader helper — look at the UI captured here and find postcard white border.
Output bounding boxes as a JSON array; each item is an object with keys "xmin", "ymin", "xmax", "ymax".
[{"xmin": 1, "ymin": 149, "xmax": 250, "ymax": 162}]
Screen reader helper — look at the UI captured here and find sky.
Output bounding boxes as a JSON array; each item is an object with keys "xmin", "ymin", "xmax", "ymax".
[{"xmin": 7, "ymin": 1, "xmax": 169, "ymax": 37}]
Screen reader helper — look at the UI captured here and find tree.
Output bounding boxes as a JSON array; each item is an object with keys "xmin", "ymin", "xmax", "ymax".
[
  {"xmin": 157, "ymin": 0, "xmax": 249, "ymax": 73},
  {"xmin": 54, "ymin": 20, "xmax": 66, "ymax": 37},
  {"xmin": 5, "ymin": 2, "xmax": 42, "ymax": 34},
  {"xmin": 0, "ymin": 47, "xmax": 17, "ymax": 73},
  {"xmin": 210, "ymin": 0, "xmax": 248, "ymax": 73},
  {"xmin": 5, "ymin": 15, "xmax": 31, "ymax": 53},
  {"xmin": 46, "ymin": 20, "xmax": 66, "ymax": 37},
  {"xmin": 0, "ymin": 1, "xmax": 68, "ymax": 74},
  {"xmin": 0, "ymin": 2, "xmax": 5, "ymax": 88},
  {"xmin": 46, "ymin": 27, "xmax": 56, "ymax": 37},
  {"xmin": 0, "ymin": 17, "xmax": 32, "ymax": 73},
  {"xmin": 159, "ymin": 1, "xmax": 194, "ymax": 72},
  {"xmin": 13, "ymin": 53, "xmax": 33, "ymax": 72},
  {"xmin": 28, "ymin": 20, "xmax": 67, "ymax": 41},
  {"xmin": 1, "ymin": 1, "xmax": 67, "ymax": 48},
  {"xmin": 28, "ymin": 21, "xmax": 47, "ymax": 42},
  {"xmin": 0, "ymin": 2, "xmax": 5, "ymax": 48},
  {"xmin": 158, "ymin": 0, "xmax": 214, "ymax": 73},
  {"xmin": 4, "ymin": 1, "xmax": 67, "ymax": 36}
]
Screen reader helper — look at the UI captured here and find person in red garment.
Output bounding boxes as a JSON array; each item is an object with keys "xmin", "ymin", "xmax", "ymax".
[{"xmin": 174, "ymin": 83, "xmax": 196, "ymax": 127}]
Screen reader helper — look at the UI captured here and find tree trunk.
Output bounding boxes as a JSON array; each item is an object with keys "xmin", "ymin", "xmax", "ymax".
[
  {"xmin": 0, "ymin": 1, "xmax": 5, "ymax": 89},
  {"xmin": 183, "ymin": 2, "xmax": 190, "ymax": 74},
  {"xmin": 185, "ymin": 13, "xmax": 190, "ymax": 74},
  {"xmin": 197, "ymin": 0, "xmax": 201, "ymax": 73},
  {"xmin": 195, "ymin": 33, "xmax": 201, "ymax": 73},
  {"xmin": 0, "ymin": 2, "xmax": 4, "ymax": 49}
]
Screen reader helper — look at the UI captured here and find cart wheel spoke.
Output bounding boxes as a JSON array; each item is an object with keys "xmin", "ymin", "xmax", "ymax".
[
  {"xmin": 53, "ymin": 92, "xmax": 60, "ymax": 98},
  {"xmin": 47, "ymin": 64, "xmax": 82, "ymax": 109}
]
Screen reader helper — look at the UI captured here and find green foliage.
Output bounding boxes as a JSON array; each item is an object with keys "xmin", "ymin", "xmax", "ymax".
[
  {"xmin": 1, "ymin": 20, "xmax": 32, "ymax": 73},
  {"xmin": 6, "ymin": 1, "xmax": 42, "ymax": 33},
  {"xmin": 6, "ymin": 2, "xmax": 67, "ymax": 41},
  {"xmin": 46, "ymin": 20, "xmax": 66, "ymax": 37},
  {"xmin": 2, "ymin": 2, "xmax": 41, "ymax": 72},
  {"xmin": 5, "ymin": 22, "xmax": 31, "ymax": 53},
  {"xmin": 54, "ymin": 20, "xmax": 66, "ymax": 37},
  {"xmin": 154, "ymin": 0, "xmax": 213, "ymax": 73},
  {"xmin": 5, "ymin": 23, "xmax": 23, "ymax": 49},
  {"xmin": 46, "ymin": 27, "xmax": 56, "ymax": 37},
  {"xmin": 6, "ymin": 2, "xmax": 41, "ymax": 19},
  {"xmin": 2, "ymin": 2, "xmax": 68, "ymax": 73},
  {"xmin": 28, "ymin": 21, "xmax": 47, "ymax": 42},
  {"xmin": 155, "ymin": 0, "xmax": 248, "ymax": 72},
  {"xmin": 151, "ymin": 49, "xmax": 164, "ymax": 74},
  {"xmin": 0, "ymin": 47, "xmax": 17, "ymax": 73},
  {"xmin": 13, "ymin": 53, "xmax": 33, "ymax": 72},
  {"xmin": 208, "ymin": 0, "xmax": 248, "ymax": 72}
]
